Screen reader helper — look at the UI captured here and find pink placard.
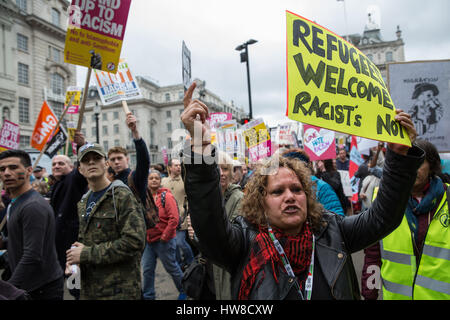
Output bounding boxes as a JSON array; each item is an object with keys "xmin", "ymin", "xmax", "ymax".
[
  {"xmin": 207, "ymin": 112, "xmax": 232, "ymax": 128},
  {"xmin": 69, "ymin": 0, "xmax": 131, "ymax": 40},
  {"xmin": 303, "ymin": 124, "xmax": 335, "ymax": 161},
  {"xmin": 0, "ymin": 120, "xmax": 20, "ymax": 150}
]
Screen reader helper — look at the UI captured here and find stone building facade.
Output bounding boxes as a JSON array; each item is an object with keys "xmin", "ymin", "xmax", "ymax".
[
  {"xmin": 0, "ymin": 0, "xmax": 76, "ymax": 149},
  {"xmin": 82, "ymin": 77, "xmax": 246, "ymax": 165}
]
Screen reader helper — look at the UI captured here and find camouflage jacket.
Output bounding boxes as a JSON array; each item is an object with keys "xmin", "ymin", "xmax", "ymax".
[{"xmin": 77, "ymin": 180, "xmax": 146, "ymax": 300}]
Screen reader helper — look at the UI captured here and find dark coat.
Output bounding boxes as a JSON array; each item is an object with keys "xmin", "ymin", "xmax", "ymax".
[
  {"xmin": 183, "ymin": 145, "xmax": 424, "ymax": 300},
  {"xmin": 50, "ymin": 168, "xmax": 88, "ymax": 270}
]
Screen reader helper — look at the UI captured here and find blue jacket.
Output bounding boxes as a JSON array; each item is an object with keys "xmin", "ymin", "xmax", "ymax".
[{"xmin": 311, "ymin": 176, "xmax": 345, "ymax": 216}]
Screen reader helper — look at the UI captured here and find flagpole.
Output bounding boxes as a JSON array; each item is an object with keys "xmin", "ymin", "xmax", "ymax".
[
  {"xmin": 77, "ymin": 67, "xmax": 92, "ymax": 131},
  {"xmin": 32, "ymin": 95, "xmax": 75, "ymax": 171}
]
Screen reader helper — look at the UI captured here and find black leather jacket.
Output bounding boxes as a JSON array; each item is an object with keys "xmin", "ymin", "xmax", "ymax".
[{"xmin": 183, "ymin": 145, "xmax": 424, "ymax": 300}]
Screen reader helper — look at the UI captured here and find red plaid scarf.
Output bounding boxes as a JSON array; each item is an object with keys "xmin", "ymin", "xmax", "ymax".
[{"xmin": 238, "ymin": 222, "xmax": 313, "ymax": 300}]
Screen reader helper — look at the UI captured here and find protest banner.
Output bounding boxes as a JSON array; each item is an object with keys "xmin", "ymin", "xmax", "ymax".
[
  {"xmin": 32, "ymin": 96, "xmax": 74, "ymax": 170},
  {"xmin": 216, "ymin": 120, "xmax": 237, "ymax": 158},
  {"xmin": 278, "ymin": 123, "xmax": 296, "ymax": 146},
  {"xmin": 349, "ymin": 136, "xmax": 364, "ymax": 203},
  {"xmin": 31, "ymin": 101, "xmax": 58, "ymax": 152},
  {"xmin": 387, "ymin": 59, "xmax": 450, "ymax": 152},
  {"xmin": 64, "ymin": 0, "xmax": 132, "ymax": 74},
  {"xmin": 303, "ymin": 124, "xmax": 336, "ymax": 161},
  {"xmin": 65, "ymin": 87, "xmax": 82, "ymax": 114},
  {"xmin": 242, "ymin": 119, "xmax": 271, "ymax": 163},
  {"xmin": 45, "ymin": 127, "xmax": 68, "ymax": 158},
  {"xmin": 207, "ymin": 112, "xmax": 233, "ymax": 129},
  {"xmin": 93, "ymin": 59, "xmax": 142, "ymax": 113},
  {"xmin": 0, "ymin": 120, "xmax": 20, "ymax": 152},
  {"xmin": 182, "ymin": 41, "xmax": 192, "ymax": 91},
  {"xmin": 286, "ymin": 10, "xmax": 410, "ymax": 146},
  {"xmin": 357, "ymin": 137, "xmax": 379, "ymax": 156}
]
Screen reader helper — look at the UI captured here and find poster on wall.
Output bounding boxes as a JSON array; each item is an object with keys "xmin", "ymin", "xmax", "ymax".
[{"xmin": 387, "ymin": 60, "xmax": 450, "ymax": 152}]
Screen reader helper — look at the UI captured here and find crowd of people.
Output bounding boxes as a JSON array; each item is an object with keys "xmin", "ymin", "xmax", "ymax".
[{"xmin": 0, "ymin": 82, "xmax": 448, "ymax": 300}]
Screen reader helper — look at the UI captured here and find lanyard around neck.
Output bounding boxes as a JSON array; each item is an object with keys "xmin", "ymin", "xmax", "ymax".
[{"xmin": 267, "ymin": 224, "xmax": 315, "ymax": 300}]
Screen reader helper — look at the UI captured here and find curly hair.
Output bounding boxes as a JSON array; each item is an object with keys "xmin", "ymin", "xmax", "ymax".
[{"xmin": 240, "ymin": 156, "xmax": 324, "ymax": 233}]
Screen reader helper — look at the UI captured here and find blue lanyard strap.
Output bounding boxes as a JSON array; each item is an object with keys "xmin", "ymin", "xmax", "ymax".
[{"xmin": 267, "ymin": 224, "xmax": 315, "ymax": 300}]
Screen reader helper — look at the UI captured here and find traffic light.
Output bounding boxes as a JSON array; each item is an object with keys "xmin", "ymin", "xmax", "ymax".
[{"xmin": 240, "ymin": 118, "xmax": 250, "ymax": 125}]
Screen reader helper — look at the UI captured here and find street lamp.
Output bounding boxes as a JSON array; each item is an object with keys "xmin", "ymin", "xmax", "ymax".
[
  {"xmin": 93, "ymin": 101, "xmax": 101, "ymax": 144},
  {"xmin": 235, "ymin": 39, "xmax": 257, "ymax": 120}
]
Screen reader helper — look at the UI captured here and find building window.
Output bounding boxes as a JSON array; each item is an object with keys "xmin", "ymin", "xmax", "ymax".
[
  {"xmin": 167, "ymin": 137, "xmax": 173, "ymax": 149},
  {"xmin": 50, "ymin": 73, "xmax": 64, "ymax": 95},
  {"xmin": 51, "ymin": 8, "xmax": 60, "ymax": 27},
  {"xmin": 114, "ymin": 139, "xmax": 120, "ymax": 146},
  {"xmin": 51, "ymin": 101, "xmax": 64, "ymax": 119},
  {"xmin": 113, "ymin": 111, "xmax": 119, "ymax": 119},
  {"xmin": 102, "ymin": 113, "xmax": 108, "ymax": 121},
  {"xmin": 49, "ymin": 47, "xmax": 61, "ymax": 63},
  {"xmin": 18, "ymin": 63, "xmax": 29, "ymax": 85},
  {"xmin": 166, "ymin": 123, "xmax": 172, "ymax": 132},
  {"xmin": 19, "ymin": 135, "xmax": 30, "ymax": 149},
  {"xmin": 114, "ymin": 124, "xmax": 119, "ymax": 134},
  {"xmin": 103, "ymin": 140, "xmax": 109, "ymax": 151},
  {"xmin": 103, "ymin": 125, "xmax": 108, "ymax": 135},
  {"xmin": 18, "ymin": 97, "xmax": 29, "ymax": 123},
  {"xmin": 385, "ymin": 51, "xmax": 393, "ymax": 62},
  {"xmin": 17, "ymin": 34, "xmax": 28, "ymax": 52},
  {"xmin": 166, "ymin": 110, "xmax": 171, "ymax": 118},
  {"xmin": 16, "ymin": 0, "xmax": 27, "ymax": 12},
  {"xmin": 165, "ymin": 93, "xmax": 171, "ymax": 102}
]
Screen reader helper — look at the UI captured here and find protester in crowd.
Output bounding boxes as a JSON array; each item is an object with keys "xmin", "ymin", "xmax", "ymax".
[
  {"xmin": 359, "ymin": 143, "xmax": 385, "ymax": 211},
  {"xmin": 188, "ymin": 151, "xmax": 244, "ymax": 300},
  {"xmin": 106, "ymin": 167, "xmax": 115, "ymax": 182},
  {"xmin": 316, "ymin": 159, "xmax": 350, "ymax": 214},
  {"xmin": 336, "ymin": 146, "xmax": 350, "ymax": 171},
  {"xmin": 161, "ymin": 158, "xmax": 194, "ymax": 270},
  {"xmin": 283, "ymin": 148, "xmax": 345, "ymax": 216},
  {"xmin": 142, "ymin": 169, "xmax": 186, "ymax": 300},
  {"xmin": 361, "ymin": 139, "xmax": 450, "ymax": 300},
  {"xmin": 50, "ymin": 132, "xmax": 88, "ymax": 300},
  {"xmin": 32, "ymin": 166, "xmax": 48, "ymax": 184},
  {"xmin": 0, "ymin": 150, "xmax": 63, "ymax": 300},
  {"xmin": 107, "ymin": 112, "xmax": 150, "ymax": 210},
  {"xmin": 181, "ymin": 82, "xmax": 422, "ymax": 300},
  {"xmin": 65, "ymin": 143, "xmax": 146, "ymax": 300},
  {"xmin": 31, "ymin": 180, "xmax": 49, "ymax": 196}
]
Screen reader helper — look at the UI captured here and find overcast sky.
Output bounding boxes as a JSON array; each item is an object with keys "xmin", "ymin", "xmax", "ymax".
[{"xmin": 76, "ymin": 0, "xmax": 450, "ymax": 127}]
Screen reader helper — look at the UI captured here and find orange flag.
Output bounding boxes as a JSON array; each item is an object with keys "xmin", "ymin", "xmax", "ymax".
[{"xmin": 31, "ymin": 101, "xmax": 57, "ymax": 151}]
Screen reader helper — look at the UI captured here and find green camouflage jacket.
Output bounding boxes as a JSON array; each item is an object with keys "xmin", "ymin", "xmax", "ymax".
[{"xmin": 77, "ymin": 180, "xmax": 146, "ymax": 300}]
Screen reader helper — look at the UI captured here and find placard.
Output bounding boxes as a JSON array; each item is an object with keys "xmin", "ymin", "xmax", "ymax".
[
  {"xmin": 286, "ymin": 10, "xmax": 410, "ymax": 146},
  {"xmin": 387, "ymin": 60, "xmax": 450, "ymax": 152},
  {"xmin": 64, "ymin": 0, "xmax": 132, "ymax": 73},
  {"xmin": 0, "ymin": 120, "xmax": 20, "ymax": 151},
  {"xmin": 303, "ymin": 124, "xmax": 336, "ymax": 161},
  {"xmin": 93, "ymin": 58, "xmax": 143, "ymax": 105}
]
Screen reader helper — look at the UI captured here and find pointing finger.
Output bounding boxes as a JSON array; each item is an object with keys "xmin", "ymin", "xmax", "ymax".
[{"xmin": 184, "ymin": 82, "xmax": 197, "ymax": 109}]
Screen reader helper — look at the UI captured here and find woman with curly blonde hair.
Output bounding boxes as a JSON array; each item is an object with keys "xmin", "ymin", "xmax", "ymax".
[{"xmin": 181, "ymin": 82, "xmax": 424, "ymax": 300}]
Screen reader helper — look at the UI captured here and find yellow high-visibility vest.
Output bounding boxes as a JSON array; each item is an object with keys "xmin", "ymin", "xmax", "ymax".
[{"xmin": 373, "ymin": 185, "xmax": 450, "ymax": 299}]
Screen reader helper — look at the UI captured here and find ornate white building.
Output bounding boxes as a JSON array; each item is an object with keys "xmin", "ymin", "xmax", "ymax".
[
  {"xmin": 0, "ymin": 0, "xmax": 76, "ymax": 149},
  {"xmin": 82, "ymin": 77, "xmax": 246, "ymax": 165},
  {"xmin": 345, "ymin": 12, "xmax": 405, "ymax": 82}
]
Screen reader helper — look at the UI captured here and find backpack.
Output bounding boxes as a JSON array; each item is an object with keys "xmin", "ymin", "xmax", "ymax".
[
  {"xmin": 159, "ymin": 190, "xmax": 183, "ymax": 229},
  {"xmin": 127, "ymin": 173, "xmax": 159, "ymax": 229}
]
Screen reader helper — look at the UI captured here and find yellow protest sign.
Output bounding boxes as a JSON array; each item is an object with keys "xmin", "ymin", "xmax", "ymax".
[
  {"xmin": 64, "ymin": 0, "xmax": 132, "ymax": 73},
  {"xmin": 286, "ymin": 11, "xmax": 410, "ymax": 146},
  {"xmin": 64, "ymin": 86, "xmax": 82, "ymax": 114}
]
